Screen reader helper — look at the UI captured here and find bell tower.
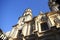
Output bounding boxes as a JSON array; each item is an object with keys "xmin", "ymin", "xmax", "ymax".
[{"xmin": 23, "ymin": 8, "xmax": 32, "ymax": 22}]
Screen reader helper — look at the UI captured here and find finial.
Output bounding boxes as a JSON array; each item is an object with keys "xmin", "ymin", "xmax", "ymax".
[
  {"xmin": 25, "ymin": 8, "xmax": 32, "ymax": 12},
  {"xmin": 39, "ymin": 11, "xmax": 44, "ymax": 15}
]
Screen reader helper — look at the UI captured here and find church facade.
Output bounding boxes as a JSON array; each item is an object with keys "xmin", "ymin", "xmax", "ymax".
[
  {"xmin": 0, "ymin": 0, "xmax": 60, "ymax": 40},
  {"xmin": 8, "ymin": 8, "xmax": 60, "ymax": 40}
]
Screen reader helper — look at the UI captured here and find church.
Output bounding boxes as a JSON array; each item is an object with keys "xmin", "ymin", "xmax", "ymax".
[{"xmin": 0, "ymin": 0, "xmax": 60, "ymax": 40}]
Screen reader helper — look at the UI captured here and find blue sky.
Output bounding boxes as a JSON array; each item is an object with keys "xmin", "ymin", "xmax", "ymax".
[{"xmin": 0, "ymin": 0, "xmax": 50, "ymax": 32}]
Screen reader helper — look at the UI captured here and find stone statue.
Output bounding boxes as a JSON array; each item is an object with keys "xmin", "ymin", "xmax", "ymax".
[{"xmin": 48, "ymin": 0, "xmax": 60, "ymax": 11}]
